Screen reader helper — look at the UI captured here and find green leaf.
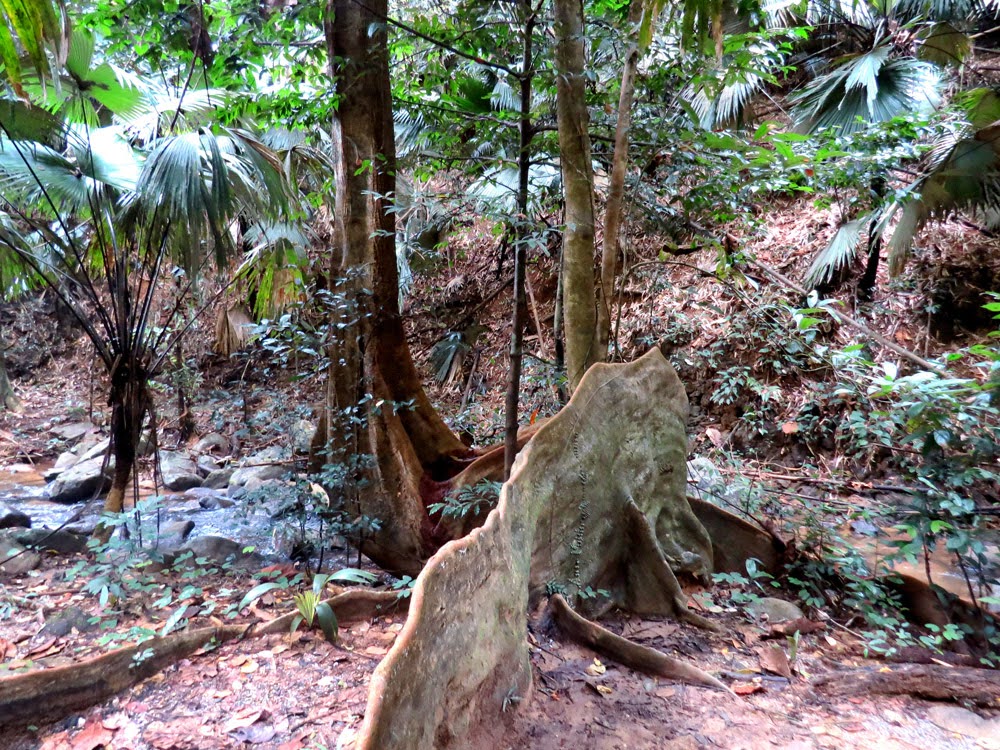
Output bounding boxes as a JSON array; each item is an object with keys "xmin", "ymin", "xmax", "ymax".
[
  {"xmin": 160, "ymin": 604, "xmax": 188, "ymax": 636},
  {"xmin": 315, "ymin": 601, "xmax": 338, "ymax": 644},
  {"xmin": 329, "ymin": 568, "xmax": 378, "ymax": 586},
  {"xmin": 237, "ymin": 581, "xmax": 283, "ymax": 612}
]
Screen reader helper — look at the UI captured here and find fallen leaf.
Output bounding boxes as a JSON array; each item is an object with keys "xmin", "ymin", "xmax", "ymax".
[
  {"xmin": 733, "ymin": 682, "xmax": 764, "ymax": 696},
  {"xmin": 69, "ymin": 719, "xmax": 114, "ymax": 750},
  {"xmin": 706, "ymin": 427, "xmax": 724, "ymax": 446},
  {"xmin": 781, "ymin": 421, "xmax": 799, "ymax": 434},
  {"xmin": 364, "ymin": 646, "xmax": 388, "ymax": 656},
  {"xmin": 224, "ymin": 707, "xmax": 267, "ymax": 733},
  {"xmin": 758, "ymin": 644, "xmax": 793, "ymax": 679},
  {"xmin": 585, "ymin": 658, "xmax": 606, "ymax": 676},
  {"xmin": 240, "ymin": 660, "xmax": 259, "ymax": 674}
]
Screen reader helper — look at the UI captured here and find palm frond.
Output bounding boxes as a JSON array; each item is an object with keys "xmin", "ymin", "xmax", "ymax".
[
  {"xmin": 0, "ymin": 0, "xmax": 68, "ymax": 97},
  {"xmin": 917, "ymin": 23, "xmax": 971, "ymax": 67},
  {"xmin": 805, "ymin": 218, "xmax": 867, "ymax": 288},
  {"xmin": 792, "ymin": 50, "xmax": 941, "ymax": 134}
]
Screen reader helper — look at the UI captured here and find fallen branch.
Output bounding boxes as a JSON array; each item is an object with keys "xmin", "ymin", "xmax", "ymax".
[
  {"xmin": 812, "ymin": 664, "xmax": 1000, "ymax": 707},
  {"xmin": 746, "ymin": 258, "xmax": 946, "ymax": 376},
  {"xmin": 547, "ymin": 594, "xmax": 731, "ymax": 692},
  {"xmin": 0, "ymin": 588, "xmax": 408, "ymax": 729}
]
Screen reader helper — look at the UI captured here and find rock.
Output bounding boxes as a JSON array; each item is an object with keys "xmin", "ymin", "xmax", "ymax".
[
  {"xmin": 65, "ymin": 514, "xmax": 101, "ymax": 536},
  {"xmin": 44, "ymin": 450, "xmax": 80, "ymax": 481},
  {"xmin": 160, "ymin": 519, "xmax": 195, "ymax": 544},
  {"xmin": 229, "ymin": 447, "xmax": 290, "ymax": 489},
  {"xmin": 49, "ymin": 421, "xmax": 97, "ymax": 442},
  {"xmin": 0, "ymin": 539, "xmax": 40, "ymax": 576},
  {"xmin": 196, "ymin": 454, "xmax": 220, "ymax": 476},
  {"xmin": 14, "ymin": 528, "xmax": 88, "ymax": 554},
  {"xmin": 197, "ymin": 495, "xmax": 235, "ymax": 511},
  {"xmin": 177, "ymin": 535, "xmax": 247, "ymax": 566},
  {"xmin": 47, "ymin": 455, "xmax": 113, "ymax": 503},
  {"xmin": 746, "ymin": 597, "xmax": 804, "ymax": 623},
  {"xmin": 40, "ymin": 606, "xmax": 98, "ymax": 638},
  {"xmin": 686, "ymin": 456, "xmax": 739, "ymax": 507},
  {"xmin": 927, "ymin": 705, "xmax": 1000, "ymax": 743},
  {"xmin": 193, "ymin": 433, "xmax": 229, "ymax": 454},
  {"xmin": 203, "ymin": 467, "xmax": 234, "ymax": 490},
  {"xmin": 78, "ymin": 437, "xmax": 111, "ymax": 463},
  {"xmin": 289, "ymin": 419, "xmax": 316, "ymax": 454},
  {"xmin": 0, "ymin": 504, "xmax": 30, "ymax": 529},
  {"xmin": 159, "ymin": 451, "xmax": 202, "ymax": 491}
]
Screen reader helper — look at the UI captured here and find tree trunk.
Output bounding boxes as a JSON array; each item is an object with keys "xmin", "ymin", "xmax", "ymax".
[
  {"xmin": 0, "ymin": 342, "xmax": 20, "ymax": 412},
  {"xmin": 857, "ymin": 175, "xmax": 887, "ymax": 302},
  {"xmin": 322, "ymin": 0, "xmax": 470, "ymax": 575},
  {"xmin": 597, "ymin": 0, "xmax": 643, "ymax": 356},
  {"xmin": 503, "ymin": 3, "xmax": 537, "ymax": 480},
  {"xmin": 554, "ymin": 0, "xmax": 599, "ymax": 392}
]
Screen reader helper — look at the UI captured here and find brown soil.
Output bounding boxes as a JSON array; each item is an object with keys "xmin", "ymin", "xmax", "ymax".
[{"xmin": 0, "ymin": 601, "xmax": 992, "ymax": 749}]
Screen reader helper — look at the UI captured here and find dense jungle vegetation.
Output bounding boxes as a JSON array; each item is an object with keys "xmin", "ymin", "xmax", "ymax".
[{"xmin": 0, "ymin": 0, "xmax": 999, "ymax": 747}]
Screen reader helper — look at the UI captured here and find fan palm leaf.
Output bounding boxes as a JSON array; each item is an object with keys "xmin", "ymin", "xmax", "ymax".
[
  {"xmin": 805, "ymin": 217, "xmax": 867, "ymax": 288},
  {"xmin": 0, "ymin": 0, "xmax": 68, "ymax": 97},
  {"xmin": 792, "ymin": 47, "xmax": 941, "ymax": 134}
]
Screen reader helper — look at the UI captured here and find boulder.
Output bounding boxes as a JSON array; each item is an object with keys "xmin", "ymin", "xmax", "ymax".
[
  {"xmin": 192, "ymin": 432, "xmax": 229, "ymax": 454},
  {"xmin": 203, "ymin": 467, "xmax": 234, "ymax": 490},
  {"xmin": 0, "ymin": 532, "xmax": 41, "ymax": 576},
  {"xmin": 77, "ymin": 437, "xmax": 111, "ymax": 464},
  {"xmin": 49, "ymin": 421, "xmax": 97, "ymax": 442},
  {"xmin": 44, "ymin": 450, "xmax": 81, "ymax": 480},
  {"xmin": 290, "ymin": 419, "xmax": 316, "ymax": 454},
  {"xmin": 0, "ymin": 504, "xmax": 30, "ymax": 529},
  {"xmin": 14, "ymin": 528, "xmax": 88, "ymax": 555},
  {"xmin": 746, "ymin": 597, "xmax": 804, "ymax": 623},
  {"xmin": 229, "ymin": 447, "xmax": 289, "ymax": 488},
  {"xmin": 159, "ymin": 451, "xmax": 202, "ymax": 492},
  {"xmin": 40, "ymin": 606, "xmax": 98, "ymax": 638},
  {"xmin": 196, "ymin": 454, "xmax": 219, "ymax": 476},
  {"xmin": 47, "ymin": 456, "xmax": 113, "ymax": 503},
  {"xmin": 176, "ymin": 535, "xmax": 255, "ymax": 567}
]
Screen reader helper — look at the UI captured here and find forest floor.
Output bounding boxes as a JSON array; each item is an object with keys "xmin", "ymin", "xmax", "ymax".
[{"xmin": 2, "ymin": 197, "xmax": 999, "ymax": 748}]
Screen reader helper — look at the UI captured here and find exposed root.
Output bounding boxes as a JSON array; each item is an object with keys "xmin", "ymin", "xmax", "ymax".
[
  {"xmin": 0, "ymin": 588, "xmax": 407, "ymax": 730},
  {"xmin": 622, "ymin": 499, "xmax": 720, "ymax": 631},
  {"xmin": 548, "ymin": 594, "xmax": 731, "ymax": 692},
  {"xmin": 0, "ymin": 624, "xmax": 246, "ymax": 728},
  {"xmin": 812, "ymin": 664, "xmax": 1000, "ymax": 707}
]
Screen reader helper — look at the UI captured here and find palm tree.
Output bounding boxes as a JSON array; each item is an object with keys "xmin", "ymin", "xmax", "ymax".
[
  {"xmin": 0, "ymin": 26, "xmax": 296, "ymax": 529},
  {"xmin": 788, "ymin": 0, "xmax": 993, "ymax": 295}
]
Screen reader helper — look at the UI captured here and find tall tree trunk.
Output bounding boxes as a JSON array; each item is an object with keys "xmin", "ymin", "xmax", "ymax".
[
  {"xmin": 555, "ymin": 0, "xmax": 598, "ymax": 392},
  {"xmin": 858, "ymin": 175, "xmax": 887, "ymax": 302},
  {"xmin": 322, "ymin": 0, "xmax": 470, "ymax": 574},
  {"xmin": 0, "ymin": 340, "xmax": 20, "ymax": 412},
  {"xmin": 597, "ymin": 0, "xmax": 643, "ymax": 356},
  {"xmin": 503, "ymin": 2, "xmax": 537, "ymax": 479}
]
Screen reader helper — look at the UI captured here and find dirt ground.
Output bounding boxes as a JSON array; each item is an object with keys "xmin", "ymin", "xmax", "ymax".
[{"xmin": 1, "ymin": 598, "xmax": 996, "ymax": 750}]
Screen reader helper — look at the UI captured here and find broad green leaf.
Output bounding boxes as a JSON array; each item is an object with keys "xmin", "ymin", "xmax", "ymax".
[
  {"xmin": 237, "ymin": 581, "xmax": 283, "ymax": 612},
  {"xmin": 315, "ymin": 601, "xmax": 339, "ymax": 644}
]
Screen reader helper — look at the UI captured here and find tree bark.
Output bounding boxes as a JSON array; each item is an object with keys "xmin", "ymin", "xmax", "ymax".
[
  {"xmin": 597, "ymin": 0, "xmax": 643, "ymax": 356},
  {"xmin": 503, "ymin": 3, "xmax": 537, "ymax": 480},
  {"xmin": 0, "ymin": 342, "xmax": 20, "ymax": 412},
  {"xmin": 323, "ymin": 0, "xmax": 470, "ymax": 574},
  {"xmin": 554, "ymin": 0, "xmax": 599, "ymax": 392}
]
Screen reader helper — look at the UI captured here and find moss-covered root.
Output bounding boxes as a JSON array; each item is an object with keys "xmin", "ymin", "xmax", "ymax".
[{"xmin": 548, "ymin": 594, "xmax": 732, "ymax": 693}]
